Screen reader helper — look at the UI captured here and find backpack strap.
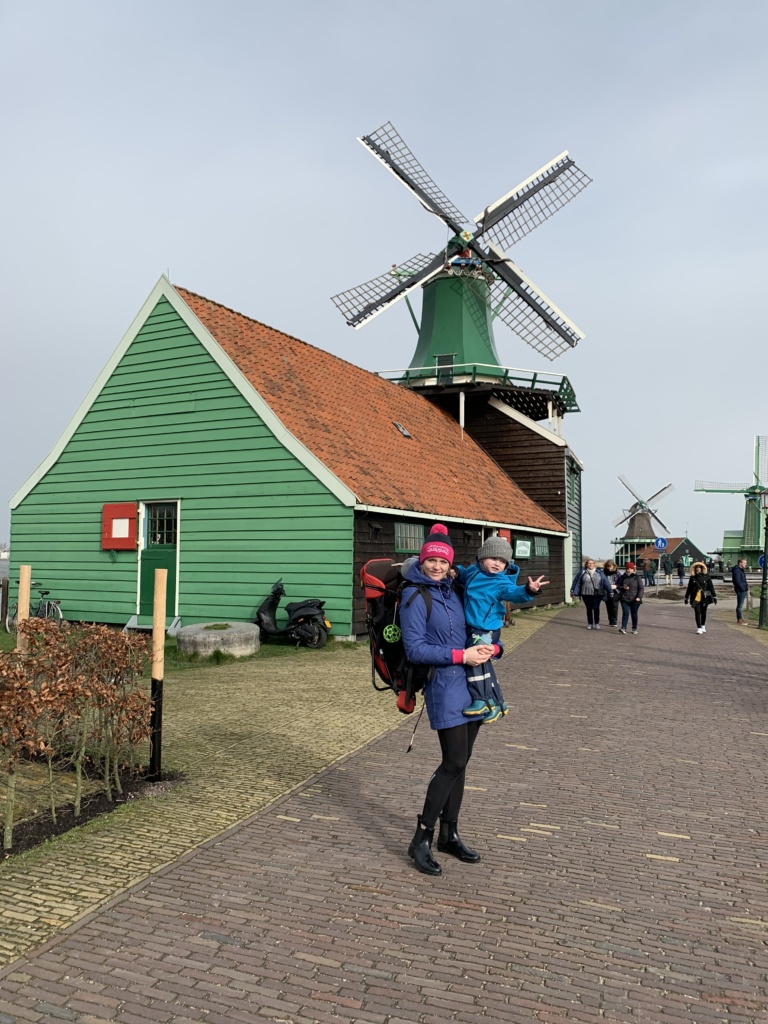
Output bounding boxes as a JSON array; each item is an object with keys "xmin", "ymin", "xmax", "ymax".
[{"xmin": 402, "ymin": 583, "xmax": 432, "ymax": 620}]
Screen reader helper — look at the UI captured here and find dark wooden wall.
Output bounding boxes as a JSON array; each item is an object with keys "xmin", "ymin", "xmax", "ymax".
[
  {"xmin": 353, "ymin": 512, "xmax": 562, "ymax": 636},
  {"xmin": 463, "ymin": 404, "xmax": 568, "ymax": 523}
]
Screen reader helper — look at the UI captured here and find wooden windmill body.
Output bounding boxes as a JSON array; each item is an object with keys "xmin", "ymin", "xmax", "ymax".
[{"xmin": 611, "ymin": 476, "xmax": 674, "ymax": 566}]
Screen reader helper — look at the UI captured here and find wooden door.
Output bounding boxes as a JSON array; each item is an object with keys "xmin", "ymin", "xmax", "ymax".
[{"xmin": 139, "ymin": 502, "xmax": 178, "ymax": 617}]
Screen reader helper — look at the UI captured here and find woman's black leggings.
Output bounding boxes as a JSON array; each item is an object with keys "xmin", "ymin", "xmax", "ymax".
[
  {"xmin": 421, "ymin": 721, "xmax": 481, "ymax": 828},
  {"xmin": 694, "ymin": 602, "xmax": 708, "ymax": 628}
]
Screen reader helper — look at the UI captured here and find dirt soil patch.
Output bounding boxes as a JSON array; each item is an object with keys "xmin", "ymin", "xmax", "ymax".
[
  {"xmin": 3, "ymin": 772, "xmax": 182, "ymax": 859},
  {"xmin": 650, "ymin": 587, "xmax": 687, "ymax": 600}
]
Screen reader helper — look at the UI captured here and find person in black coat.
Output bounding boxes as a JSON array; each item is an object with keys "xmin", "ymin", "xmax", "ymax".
[
  {"xmin": 602, "ymin": 559, "xmax": 621, "ymax": 626},
  {"xmin": 618, "ymin": 562, "xmax": 644, "ymax": 634},
  {"xmin": 685, "ymin": 562, "xmax": 717, "ymax": 633}
]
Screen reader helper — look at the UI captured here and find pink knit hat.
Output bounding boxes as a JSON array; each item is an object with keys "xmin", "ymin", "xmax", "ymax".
[{"xmin": 419, "ymin": 523, "xmax": 455, "ymax": 564}]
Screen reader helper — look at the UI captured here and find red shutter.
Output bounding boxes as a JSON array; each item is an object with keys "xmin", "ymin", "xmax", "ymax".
[
  {"xmin": 498, "ymin": 529, "xmax": 512, "ymax": 543},
  {"xmin": 102, "ymin": 503, "xmax": 138, "ymax": 550}
]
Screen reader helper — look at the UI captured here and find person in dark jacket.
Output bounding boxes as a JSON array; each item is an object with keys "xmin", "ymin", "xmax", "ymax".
[
  {"xmin": 399, "ymin": 525, "xmax": 495, "ymax": 877},
  {"xmin": 570, "ymin": 557, "xmax": 611, "ymax": 629},
  {"xmin": 732, "ymin": 557, "xmax": 749, "ymax": 624},
  {"xmin": 676, "ymin": 559, "xmax": 686, "ymax": 586},
  {"xmin": 399, "ymin": 524, "xmax": 544, "ymax": 876},
  {"xmin": 602, "ymin": 559, "xmax": 621, "ymax": 626},
  {"xmin": 684, "ymin": 561, "xmax": 717, "ymax": 633},
  {"xmin": 618, "ymin": 562, "xmax": 644, "ymax": 634},
  {"xmin": 661, "ymin": 555, "xmax": 674, "ymax": 585}
]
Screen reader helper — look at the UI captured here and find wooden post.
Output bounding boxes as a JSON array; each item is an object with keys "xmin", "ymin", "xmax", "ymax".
[
  {"xmin": 0, "ymin": 577, "xmax": 8, "ymax": 630},
  {"xmin": 149, "ymin": 568, "xmax": 167, "ymax": 780},
  {"xmin": 16, "ymin": 565, "xmax": 31, "ymax": 653}
]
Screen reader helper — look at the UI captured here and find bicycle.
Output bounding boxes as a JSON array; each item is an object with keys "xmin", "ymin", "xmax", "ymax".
[{"xmin": 5, "ymin": 581, "xmax": 63, "ymax": 633}]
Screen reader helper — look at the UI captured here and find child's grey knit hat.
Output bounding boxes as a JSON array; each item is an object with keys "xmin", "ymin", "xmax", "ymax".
[{"xmin": 477, "ymin": 535, "xmax": 512, "ymax": 565}]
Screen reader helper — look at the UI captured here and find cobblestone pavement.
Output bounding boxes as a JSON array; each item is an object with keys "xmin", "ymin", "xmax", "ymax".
[{"xmin": 0, "ymin": 600, "xmax": 766, "ymax": 1022}]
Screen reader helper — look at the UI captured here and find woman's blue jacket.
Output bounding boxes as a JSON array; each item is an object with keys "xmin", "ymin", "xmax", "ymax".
[
  {"xmin": 399, "ymin": 562, "xmax": 472, "ymax": 731},
  {"xmin": 570, "ymin": 567, "xmax": 612, "ymax": 597}
]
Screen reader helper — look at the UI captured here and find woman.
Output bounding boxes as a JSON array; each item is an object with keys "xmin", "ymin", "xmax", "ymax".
[
  {"xmin": 602, "ymin": 559, "xmax": 621, "ymax": 627},
  {"xmin": 618, "ymin": 561, "xmax": 643, "ymax": 634},
  {"xmin": 684, "ymin": 561, "xmax": 717, "ymax": 633},
  {"xmin": 399, "ymin": 524, "xmax": 544, "ymax": 875},
  {"xmin": 570, "ymin": 557, "xmax": 611, "ymax": 630}
]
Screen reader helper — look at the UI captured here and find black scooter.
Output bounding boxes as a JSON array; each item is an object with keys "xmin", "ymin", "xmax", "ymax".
[{"xmin": 254, "ymin": 579, "xmax": 331, "ymax": 648}]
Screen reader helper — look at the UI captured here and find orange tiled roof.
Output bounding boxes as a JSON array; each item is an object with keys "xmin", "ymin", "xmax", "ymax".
[{"xmin": 175, "ymin": 287, "xmax": 564, "ymax": 533}]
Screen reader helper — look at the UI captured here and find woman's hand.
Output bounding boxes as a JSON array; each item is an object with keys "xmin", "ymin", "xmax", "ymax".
[
  {"xmin": 464, "ymin": 645, "xmax": 493, "ymax": 666},
  {"xmin": 527, "ymin": 576, "xmax": 549, "ymax": 592}
]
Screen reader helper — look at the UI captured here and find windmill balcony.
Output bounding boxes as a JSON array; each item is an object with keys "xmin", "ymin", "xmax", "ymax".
[{"xmin": 375, "ymin": 363, "xmax": 579, "ymax": 413}]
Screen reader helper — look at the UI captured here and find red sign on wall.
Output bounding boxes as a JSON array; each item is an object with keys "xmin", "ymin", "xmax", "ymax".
[{"xmin": 102, "ymin": 503, "xmax": 138, "ymax": 550}]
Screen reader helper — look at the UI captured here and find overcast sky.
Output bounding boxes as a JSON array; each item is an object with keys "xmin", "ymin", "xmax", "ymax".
[{"xmin": 2, "ymin": 0, "xmax": 767, "ymax": 557}]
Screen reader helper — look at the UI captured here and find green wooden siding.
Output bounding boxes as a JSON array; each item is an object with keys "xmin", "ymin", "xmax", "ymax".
[{"xmin": 9, "ymin": 298, "xmax": 354, "ymax": 632}]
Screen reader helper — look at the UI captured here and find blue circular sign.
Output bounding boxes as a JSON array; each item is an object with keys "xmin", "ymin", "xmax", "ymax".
[
  {"xmin": 654, "ymin": 537, "xmax": 668, "ymax": 550},
  {"xmin": 760, "ymin": 555, "xmax": 765, "ymax": 569}
]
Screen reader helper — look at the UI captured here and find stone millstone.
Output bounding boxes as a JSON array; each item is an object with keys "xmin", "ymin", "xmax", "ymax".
[{"xmin": 176, "ymin": 622, "xmax": 260, "ymax": 657}]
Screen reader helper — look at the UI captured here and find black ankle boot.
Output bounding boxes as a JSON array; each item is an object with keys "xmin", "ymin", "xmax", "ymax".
[
  {"xmin": 437, "ymin": 818, "xmax": 481, "ymax": 863},
  {"xmin": 408, "ymin": 816, "xmax": 442, "ymax": 875}
]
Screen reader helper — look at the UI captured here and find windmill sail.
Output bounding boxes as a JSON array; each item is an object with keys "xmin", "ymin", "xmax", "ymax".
[
  {"xmin": 331, "ymin": 253, "xmax": 444, "ymax": 327},
  {"xmin": 474, "ymin": 152, "xmax": 592, "ymax": 250},
  {"xmin": 359, "ymin": 122, "xmax": 468, "ymax": 231}
]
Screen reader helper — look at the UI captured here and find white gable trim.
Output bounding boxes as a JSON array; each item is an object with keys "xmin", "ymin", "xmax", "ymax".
[
  {"xmin": 10, "ymin": 276, "xmax": 358, "ymax": 509},
  {"xmin": 355, "ymin": 504, "xmax": 566, "ymax": 536},
  {"xmin": 487, "ymin": 396, "xmax": 567, "ymax": 446}
]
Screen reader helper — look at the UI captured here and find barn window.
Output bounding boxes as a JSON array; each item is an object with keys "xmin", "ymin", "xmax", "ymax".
[
  {"xmin": 148, "ymin": 503, "xmax": 177, "ymax": 546},
  {"xmin": 394, "ymin": 522, "xmax": 424, "ymax": 553},
  {"xmin": 534, "ymin": 536, "xmax": 549, "ymax": 558}
]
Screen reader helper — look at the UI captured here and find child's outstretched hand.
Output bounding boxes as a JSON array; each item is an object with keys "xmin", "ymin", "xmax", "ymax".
[{"xmin": 527, "ymin": 576, "xmax": 549, "ymax": 592}]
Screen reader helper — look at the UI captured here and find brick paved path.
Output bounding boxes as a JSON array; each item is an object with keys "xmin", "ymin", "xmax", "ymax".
[{"xmin": 1, "ymin": 600, "xmax": 766, "ymax": 1023}]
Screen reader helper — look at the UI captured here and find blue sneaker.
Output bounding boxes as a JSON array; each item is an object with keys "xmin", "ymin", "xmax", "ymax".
[{"xmin": 463, "ymin": 699, "xmax": 491, "ymax": 717}]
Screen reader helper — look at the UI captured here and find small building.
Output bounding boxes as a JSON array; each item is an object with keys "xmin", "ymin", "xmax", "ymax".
[
  {"xmin": 8, "ymin": 278, "xmax": 573, "ymax": 636},
  {"xmin": 633, "ymin": 536, "xmax": 709, "ymax": 570}
]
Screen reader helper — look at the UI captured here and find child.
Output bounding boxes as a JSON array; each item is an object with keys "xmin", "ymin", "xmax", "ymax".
[{"xmin": 455, "ymin": 535, "xmax": 548, "ymax": 723}]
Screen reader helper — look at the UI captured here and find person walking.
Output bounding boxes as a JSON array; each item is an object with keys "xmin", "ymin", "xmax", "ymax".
[
  {"xmin": 570, "ymin": 557, "xmax": 611, "ymax": 629},
  {"xmin": 602, "ymin": 559, "xmax": 621, "ymax": 627},
  {"xmin": 399, "ymin": 523, "xmax": 545, "ymax": 875},
  {"xmin": 676, "ymin": 558, "xmax": 686, "ymax": 586},
  {"xmin": 618, "ymin": 562, "xmax": 644, "ymax": 634},
  {"xmin": 685, "ymin": 561, "xmax": 717, "ymax": 633},
  {"xmin": 732, "ymin": 556, "xmax": 749, "ymax": 624},
  {"xmin": 661, "ymin": 555, "xmax": 674, "ymax": 585}
]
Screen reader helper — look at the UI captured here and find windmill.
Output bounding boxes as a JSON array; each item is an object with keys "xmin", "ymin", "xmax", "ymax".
[
  {"xmin": 611, "ymin": 476, "xmax": 675, "ymax": 565},
  {"xmin": 331, "ymin": 122, "xmax": 591, "ymax": 391},
  {"xmin": 695, "ymin": 435, "xmax": 768, "ymax": 564}
]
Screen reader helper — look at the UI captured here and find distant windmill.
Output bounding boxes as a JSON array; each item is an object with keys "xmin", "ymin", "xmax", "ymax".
[
  {"xmin": 695, "ymin": 435, "xmax": 768, "ymax": 558},
  {"xmin": 612, "ymin": 476, "xmax": 674, "ymax": 564}
]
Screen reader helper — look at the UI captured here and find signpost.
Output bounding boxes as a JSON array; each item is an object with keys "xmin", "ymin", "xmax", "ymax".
[{"xmin": 653, "ymin": 538, "xmax": 667, "ymax": 593}]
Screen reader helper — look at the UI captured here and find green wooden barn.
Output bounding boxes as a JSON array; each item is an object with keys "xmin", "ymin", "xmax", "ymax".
[{"xmin": 8, "ymin": 278, "xmax": 573, "ymax": 636}]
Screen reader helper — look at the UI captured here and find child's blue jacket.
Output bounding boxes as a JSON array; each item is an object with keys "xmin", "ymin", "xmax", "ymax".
[{"xmin": 455, "ymin": 562, "xmax": 534, "ymax": 631}]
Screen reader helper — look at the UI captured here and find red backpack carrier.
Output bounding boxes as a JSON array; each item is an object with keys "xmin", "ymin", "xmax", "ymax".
[{"xmin": 359, "ymin": 558, "xmax": 433, "ymax": 714}]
